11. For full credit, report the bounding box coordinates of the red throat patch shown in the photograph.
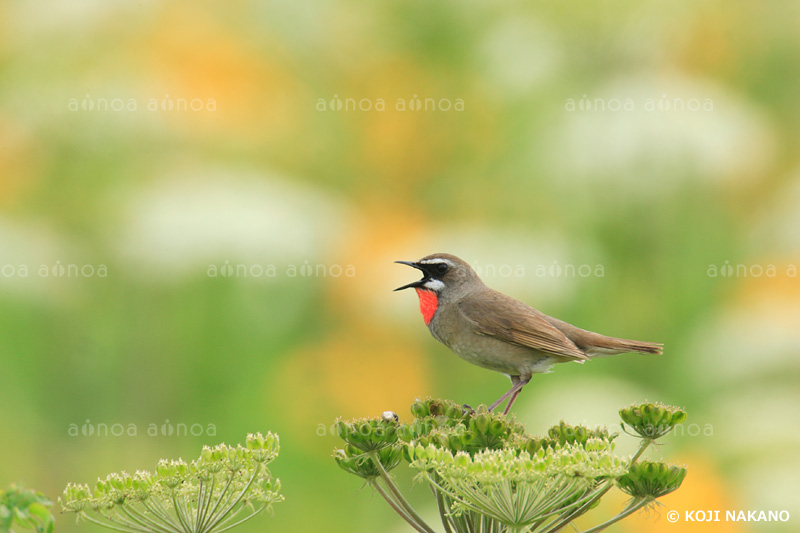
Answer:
[414,288,438,325]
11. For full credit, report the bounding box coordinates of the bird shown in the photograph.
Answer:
[395,253,662,415]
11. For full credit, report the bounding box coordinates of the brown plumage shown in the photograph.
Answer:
[396,253,662,414]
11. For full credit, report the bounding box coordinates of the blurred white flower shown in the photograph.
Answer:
[477,16,563,97]
[546,73,775,195]
[689,307,800,383]
[0,217,79,297]
[111,168,350,280]
[7,0,155,36]
[704,386,800,515]
[751,169,800,255]
[686,291,800,517]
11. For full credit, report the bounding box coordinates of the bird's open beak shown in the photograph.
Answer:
[394,260,430,291]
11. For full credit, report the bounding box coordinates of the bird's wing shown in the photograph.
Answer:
[458,290,589,361]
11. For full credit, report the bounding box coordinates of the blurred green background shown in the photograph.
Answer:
[1,1,799,532]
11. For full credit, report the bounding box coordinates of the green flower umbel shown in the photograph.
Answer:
[61,432,283,533]
[334,399,689,533]
[618,460,687,500]
[333,416,403,479]
[408,442,627,530]
[620,402,687,440]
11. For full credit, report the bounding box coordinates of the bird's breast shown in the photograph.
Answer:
[414,288,439,325]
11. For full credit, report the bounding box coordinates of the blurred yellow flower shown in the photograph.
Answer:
[0,117,38,206]
[139,3,307,136]
[272,325,429,441]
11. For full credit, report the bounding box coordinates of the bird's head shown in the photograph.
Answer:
[394,253,481,302]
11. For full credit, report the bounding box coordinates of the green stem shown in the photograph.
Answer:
[538,481,612,533]
[171,490,193,533]
[541,436,654,533]
[212,504,267,533]
[433,486,454,533]
[581,498,652,533]
[370,452,438,533]
[122,504,178,533]
[196,473,234,532]
[144,498,183,531]
[201,465,261,533]
[371,481,430,533]
[196,478,218,533]
[630,438,653,464]
[193,480,207,532]
[79,512,145,533]
[101,508,148,532]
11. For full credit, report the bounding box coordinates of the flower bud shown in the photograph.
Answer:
[444,405,462,419]
[488,419,506,438]
[201,447,213,462]
[649,406,665,426]
[471,413,491,434]
[410,400,430,419]
[428,401,444,417]
[335,420,348,440]
[671,410,687,425]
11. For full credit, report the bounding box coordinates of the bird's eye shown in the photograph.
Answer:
[436,263,448,275]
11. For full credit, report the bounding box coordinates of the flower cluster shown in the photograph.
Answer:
[61,432,283,533]
[333,398,688,533]
[620,402,687,440]
[410,443,627,529]
[333,416,403,479]
[517,420,618,455]
[618,460,687,499]
[402,398,525,454]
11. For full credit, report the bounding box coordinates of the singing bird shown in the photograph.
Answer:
[395,253,662,414]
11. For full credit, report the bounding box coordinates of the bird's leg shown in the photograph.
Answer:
[488,376,525,412]
[503,390,521,415]
[502,377,530,415]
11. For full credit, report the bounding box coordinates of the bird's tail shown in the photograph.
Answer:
[544,316,663,357]
[582,335,663,357]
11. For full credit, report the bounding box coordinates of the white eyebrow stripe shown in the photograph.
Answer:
[419,258,455,267]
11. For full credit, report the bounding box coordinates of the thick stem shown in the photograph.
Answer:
[371,481,430,533]
[581,498,652,533]
[370,452,438,533]
[630,438,653,464]
[541,480,616,533]
[434,486,454,533]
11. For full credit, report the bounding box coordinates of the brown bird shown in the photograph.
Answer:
[395,253,662,415]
